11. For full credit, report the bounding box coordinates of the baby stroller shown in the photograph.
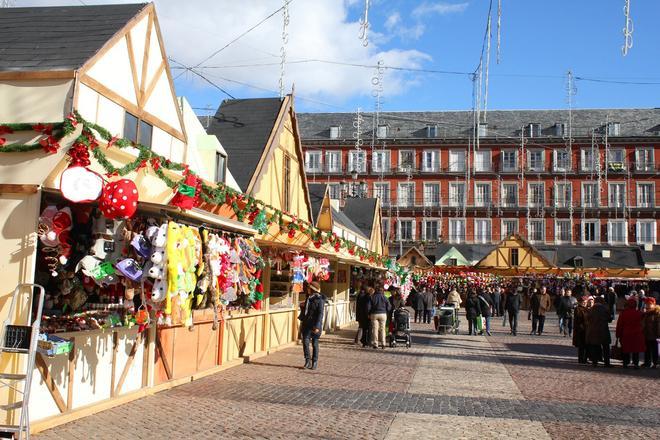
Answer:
[389,307,412,348]
[436,306,459,334]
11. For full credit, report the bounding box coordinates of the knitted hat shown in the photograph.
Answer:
[100,179,138,219]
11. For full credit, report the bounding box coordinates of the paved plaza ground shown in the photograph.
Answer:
[36,311,659,439]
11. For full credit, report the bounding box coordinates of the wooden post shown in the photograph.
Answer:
[66,337,76,410]
[110,331,119,397]
[332,260,339,330]
[262,265,271,352]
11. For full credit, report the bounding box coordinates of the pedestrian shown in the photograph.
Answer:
[298,281,325,370]
[505,286,522,335]
[605,286,617,322]
[492,287,501,317]
[477,290,494,336]
[526,287,535,320]
[573,296,589,364]
[557,289,577,337]
[586,296,612,367]
[354,286,372,347]
[422,288,436,324]
[465,290,482,336]
[637,289,647,312]
[447,288,462,309]
[615,298,646,369]
[641,297,659,368]
[368,286,391,349]
[530,287,552,335]
[412,287,425,323]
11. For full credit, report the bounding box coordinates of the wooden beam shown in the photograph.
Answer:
[155,332,173,380]
[114,333,143,396]
[79,74,185,142]
[0,70,75,80]
[110,332,118,398]
[35,353,67,413]
[125,33,142,107]
[139,11,154,101]
[0,184,39,195]
[142,62,166,105]
[66,337,77,410]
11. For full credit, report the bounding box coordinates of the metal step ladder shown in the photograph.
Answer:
[0,284,45,440]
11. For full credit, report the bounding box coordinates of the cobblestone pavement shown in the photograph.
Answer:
[36,311,659,440]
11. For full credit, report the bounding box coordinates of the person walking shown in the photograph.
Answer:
[616,298,646,369]
[412,288,425,323]
[447,289,462,309]
[354,286,372,347]
[586,297,612,367]
[605,286,618,322]
[368,287,391,349]
[641,297,659,368]
[465,290,482,336]
[573,296,589,364]
[298,281,325,370]
[422,288,436,324]
[478,290,494,336]
[530,287,552,335]
[558,289,577,337]
[492,287,501,317]
[505,287,522,335]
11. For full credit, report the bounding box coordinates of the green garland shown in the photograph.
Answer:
[0,112,394,268]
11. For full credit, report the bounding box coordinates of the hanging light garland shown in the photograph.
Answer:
[278,0,291,99]
[358,0,370,47]
[622,0,633,56]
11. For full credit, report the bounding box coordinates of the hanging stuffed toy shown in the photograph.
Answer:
[169,172,201,210]
[100,179,139,219]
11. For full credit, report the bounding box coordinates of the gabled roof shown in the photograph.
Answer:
[475,234,556,268]
[342,198,377,239]
[0,3,148,72]
[205,98,284,191]
[331,207,367,239]
[536,245,644,269]
[397,247,433,269]
[431,243,495,263]
[307,183,327,225]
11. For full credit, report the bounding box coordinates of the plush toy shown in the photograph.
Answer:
[146,223,168,303]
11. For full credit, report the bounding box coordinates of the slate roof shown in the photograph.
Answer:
[307,183,327,225]
[331,207,367,239]
[342,198,377,240]
[205,98,283,191]
[298,108,660,140]
[536,245,645,269]
[0,3,147,72]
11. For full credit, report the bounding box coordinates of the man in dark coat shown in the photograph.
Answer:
[422,288,436,324]
[465,291,482,336]
[505,287,522,335]
[478,290,494,336]
[573,296,589,364]
[412,288,426,323]
[298,281,325,369]
[492,287,501,317]
[558,289,577,337]
[605,286,617,322]
[354,286,372,347]
[586,296,612,367]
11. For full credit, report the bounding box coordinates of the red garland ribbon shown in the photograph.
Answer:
[67,142,91,167]
[0,125,13,136]
[39,135,60,154]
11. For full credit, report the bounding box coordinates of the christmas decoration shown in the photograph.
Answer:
[169,171,201,209]
[100,179,139,219]
[59,166,103,203]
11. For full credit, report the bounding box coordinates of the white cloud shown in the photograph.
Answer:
[18,0,432,109]
[412,1,469,18]
[385,11,401,31]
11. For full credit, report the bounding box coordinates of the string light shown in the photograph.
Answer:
[358,0,370,47]
[622,0,633,56]
[496,0,502,64]
[279,0,291,99]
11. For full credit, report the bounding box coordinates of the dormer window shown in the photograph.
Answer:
[215,152,227,183]
[555,123,566,137]
[607,122,620,136]
[527,123,541,138]
[478,123,488,137]
[377,125,388,138]
[426,125,438,138]
[329,125,341,139]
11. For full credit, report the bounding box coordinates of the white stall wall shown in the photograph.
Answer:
[0,80,73,122]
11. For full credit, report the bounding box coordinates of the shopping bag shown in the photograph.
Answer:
[610,339,622,361]
[476,315,484,332]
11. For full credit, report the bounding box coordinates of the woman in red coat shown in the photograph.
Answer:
[616,298,646,369]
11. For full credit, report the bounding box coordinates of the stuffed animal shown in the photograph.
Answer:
[146,223,168,303]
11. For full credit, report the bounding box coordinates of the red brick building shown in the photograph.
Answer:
[297,109,660,261]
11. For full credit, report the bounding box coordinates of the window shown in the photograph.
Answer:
[607,122,620,136]
[474,150,492,172]
[582,220,599,244]
[348,150,366,173]
[608,220,627,244]
[399,150,415,172]
[325,151,341,173]
[447,258,458,266]
[423,220,439,241]
[501,149,517,172]
[607,149,625,169]
[449,182,465,207]
[555,220,572,243]
[637,183,654,207]
[555,183,572,208]
[637,220,656,244]
[304,151,322,173]
[423,183,440,207]
[555,123,566,137]
[528,123,542,138]
[527,150,544,171]
[608,182,626,208]
[328,183,341,200]
[422,150,440,172]
[373,182,390,206]
[474,219,491,244]
[502,219,518,239]
[123,112,153,148]
[382,218,391,242]
[582,182,599,208]
[372,150,390,173]
[215,152,227,183]
[554,149,570,172]
[426,125,438,138]
[528,182,544,207]
[635,148,654,171]
[283,154,291,212]
[449,219,465,244]
[398,183,415,207]
[377,125,388,138]
[502,183,518,207]
[329,125,341,139]
[449,150,466,172]
[398,219,414,241]
[528,219,545,243]
[478,123,488,137]
[474,183,491,207]
[581,148,596,172]
[510,248,519,266]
